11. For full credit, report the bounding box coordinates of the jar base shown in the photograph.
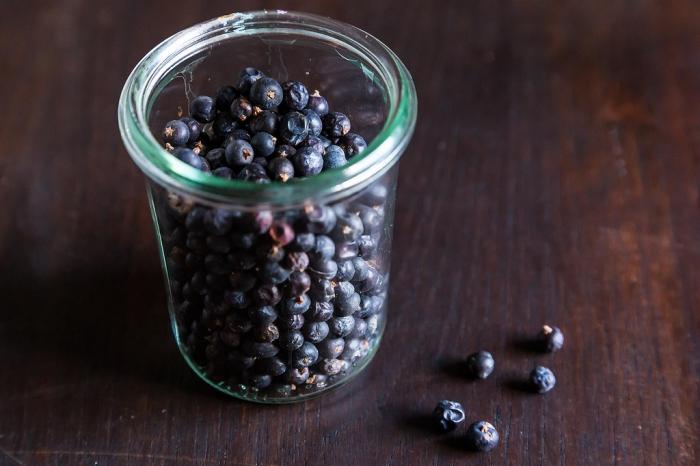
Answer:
[171,313,386,404]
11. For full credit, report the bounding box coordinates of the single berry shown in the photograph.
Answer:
[293,146,323,177]
[253,284,282,306]
[293,342,319,368]
[332,212,364,242]
[251,131,276,157]
[285,367,310,385]
[306,90,329,116]
[310,235,335,261]
[279,330,305,351]
[250,77,284,110]
[288,270,311,296]
[189,95,216,123]
[300,135,326,155]
[236,67,264,95]
[269,220,295,246]
[340,132,367,157]
[466,351,495,379]
[283,294,311,315]
[538,325,564,352]
[230,97,253,122]
[302,109,323,136]
[204,147,227,169]
[213,113,238,137]
[162,120,190,146]
[226,128,251,142]
[530,366,556,393]
[279,111,309,145]
[323,145,347,169]
[180,117,202,143]
[322,112,351,138]
[307,301,334,322]
[284,251,310,272]
[316,337,345,359]
[215,85,237,111]
[301,204,336,233]
[248,110,278,134]
[282,80,310,110]
[466,421,499,452]
[237,163,270,183]
[225,139,254,166]
[212,166,233,179]
[268,157,295,182]
[433,400,465,432]
[259,261,290,285]
[172,147,209,171]
[303,321,330,343]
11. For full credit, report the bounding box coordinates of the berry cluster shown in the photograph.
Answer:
[161,67,367,182]
[431,325,565,452]
[154,68,387,399]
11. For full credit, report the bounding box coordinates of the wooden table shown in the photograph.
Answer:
[1,0,698,464]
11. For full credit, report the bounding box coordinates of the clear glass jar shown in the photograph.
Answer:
[118,10,417,403]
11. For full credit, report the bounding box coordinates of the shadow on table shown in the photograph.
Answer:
[0,253,217,399]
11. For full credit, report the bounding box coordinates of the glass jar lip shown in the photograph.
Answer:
[118,10,417,208]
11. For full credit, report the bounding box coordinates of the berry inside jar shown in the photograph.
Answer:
[154,67,390,400]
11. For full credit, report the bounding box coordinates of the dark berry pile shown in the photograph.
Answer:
[428,325,565,453]
[160,67,367,182]
[155,69,387,398]
[160,192,389,397]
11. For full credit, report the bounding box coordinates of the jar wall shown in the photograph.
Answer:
[148,166,398,402]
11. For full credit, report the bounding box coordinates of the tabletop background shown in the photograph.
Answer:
[1,0,699,465]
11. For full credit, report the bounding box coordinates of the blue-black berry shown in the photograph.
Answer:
[225,139,254,166]
[162,120,190,146]
[279,111,309,145]
[530,366,556,393]
[282,80,310,110]
[251,131,276,157]
[322,112,351,138]
[250,77,283,110]
[465,421,499,452]
[306,90,329,116]
[538,325,564,352]
[433,400,465,432]
[189,95,216,123]
[268,157,295,182]
[237,67,264,94]
[340,132,367,157]
[293,146,323,177]
[323,145,347,169]
[466,351,495,379]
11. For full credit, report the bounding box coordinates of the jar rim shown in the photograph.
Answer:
[118,10,417,208]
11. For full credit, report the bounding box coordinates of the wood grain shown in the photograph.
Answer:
[1,0,698,464]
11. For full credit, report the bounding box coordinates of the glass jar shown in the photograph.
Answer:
[118,10,417,403]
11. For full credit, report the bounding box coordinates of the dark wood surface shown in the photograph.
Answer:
[1,0,699,464]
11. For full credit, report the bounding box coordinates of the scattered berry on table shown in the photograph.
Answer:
[433,400,465,432]
[466,351,495,379]
[530,366,556,393]
[465,421,499,452]
[538,325,564,352]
